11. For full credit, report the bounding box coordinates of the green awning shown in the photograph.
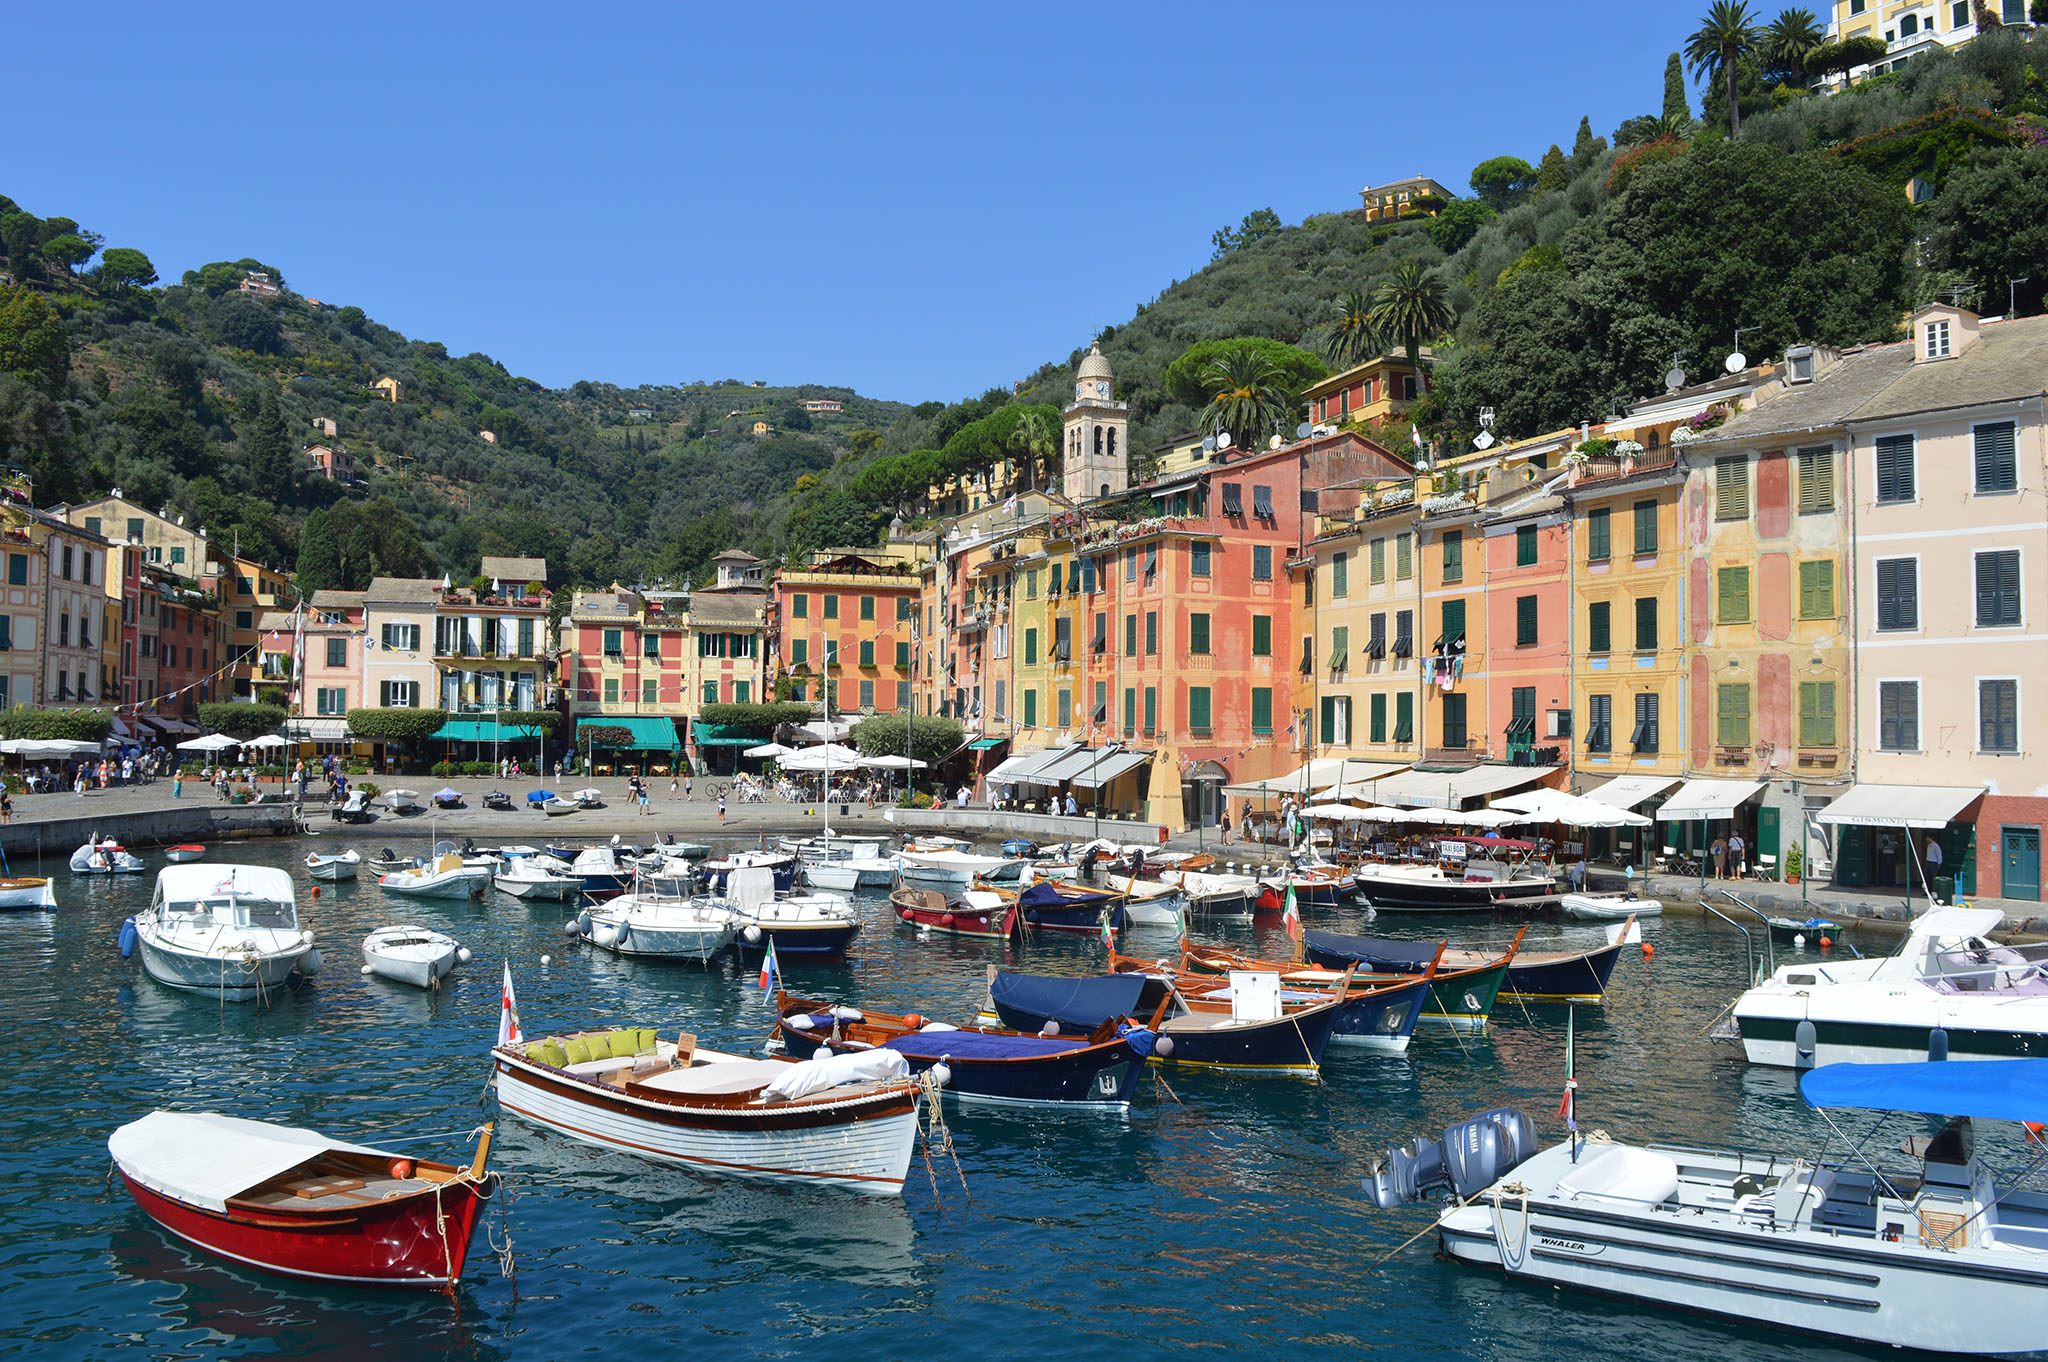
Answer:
[688,722,754,747]
[576,715,680,750]
[968,737,1008,750]
[432,719,543,743]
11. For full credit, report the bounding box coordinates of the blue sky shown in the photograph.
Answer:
[12,2,1694,405]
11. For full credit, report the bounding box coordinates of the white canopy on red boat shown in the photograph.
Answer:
[107,1111,391,1214]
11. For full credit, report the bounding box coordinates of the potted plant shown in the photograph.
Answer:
[1784,843,1802,885]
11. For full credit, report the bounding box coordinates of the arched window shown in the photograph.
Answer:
[1100,483,1110,499]
[1093,426,1104,456]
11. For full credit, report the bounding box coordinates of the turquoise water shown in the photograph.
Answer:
[0,838,1905,1359]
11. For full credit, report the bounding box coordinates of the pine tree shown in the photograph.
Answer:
[1570,116,1606,172]
[1663,52,1688,123]
[295,508,342,592]
[1535,144,1569,194]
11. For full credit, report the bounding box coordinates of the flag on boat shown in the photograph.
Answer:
[1557,1004,1577,1130]
[1282,881,1301,940]
[1099,911,1115,948]
[758,937,779,993]
[498,963,522,1047]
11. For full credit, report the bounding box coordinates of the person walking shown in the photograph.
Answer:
[1219,809,1232,845]
[669,773,681,801]
[1728,832,1747,880]
[1,786,12,823]
[717,793,727,824]
[1710,834,1728,879]
[684,774,694,801]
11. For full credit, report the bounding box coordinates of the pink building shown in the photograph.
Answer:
[293,589,366,754]
[1480,481,1572,764]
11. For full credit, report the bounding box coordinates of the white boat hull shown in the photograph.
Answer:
[379,871,489,900]
[588,920,734,960]
[306,859,358,882]
[0,880,55,909]
[803,859,898,891]
[135,934,309,1003]
[1559,893,1661,920]
[494,874,576,901]
[361,935,461,988]
[493,1055,918,1195]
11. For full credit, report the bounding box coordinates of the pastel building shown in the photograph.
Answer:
[1301,352,1433,434]
[39,515,110,708]
[1304,493,1425,769]
[360,578,441,710]
[774,547,923,715]
[433,557,552,712]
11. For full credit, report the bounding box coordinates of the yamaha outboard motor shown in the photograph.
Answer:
[1367,1106,1540,1209]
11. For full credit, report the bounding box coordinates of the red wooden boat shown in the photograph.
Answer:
[891,885,1022,940]
[108,1111,499,1289]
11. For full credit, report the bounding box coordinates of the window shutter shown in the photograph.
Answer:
[1370,693,1386,743]
[1975,422,2017,493]
[1876,434,1915,502]
[2000,551,2021,625]
[1816,682,1835,746]
[1715,457,1747,519]
[1589,601,1610,652]
[1320,696,1336,745]
[1799,682,1817,746]
[1516,594,1537,646]
[1588,508,1610,561]
[1635,596,1658,650]
[1633,501,1657,554]
[1252,687,1272,733]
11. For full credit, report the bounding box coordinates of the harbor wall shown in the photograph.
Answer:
[0,806,300,860]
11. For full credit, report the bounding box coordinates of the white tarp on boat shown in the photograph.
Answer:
[762,1048,908,1101]
[1816,783,1986,830]
[107,1111,389,1214]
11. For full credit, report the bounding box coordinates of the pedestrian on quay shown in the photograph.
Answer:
[669,773,680,801]
[1220,809,1232,845]
[684,775,694,801]
[1,786,12,823]
[1711,834,1728,879]
[1729,832,1747,880]
[639,783,652,816]
[717,793,727,824]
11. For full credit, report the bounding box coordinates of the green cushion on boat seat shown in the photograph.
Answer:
[638,1027,658,1053]
[539,1039,568,1068]
[607,1030,639,1060]
[563,1036,592,1065]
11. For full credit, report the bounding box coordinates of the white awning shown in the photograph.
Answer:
[1221,758,1409,800]
[1659,778,1765,822]
[985,752,1042,785]
[1495,787,1653,828]
[1371,764,1557,810]
[286,718,350,742]
[1582,775,1681,810]
[1069,749,1153,789]
[1033,745,1123,785]
[1816,783,1985,830]
[993,744,1081,787]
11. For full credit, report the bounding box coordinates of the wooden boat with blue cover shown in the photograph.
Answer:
[1011,880,1128,934]
[1304,926,1526,1032]
[773,993,1149,1108]
[983,970,1342,1077]
[1309,921,1627,1004]
[1140,942,1442,1052]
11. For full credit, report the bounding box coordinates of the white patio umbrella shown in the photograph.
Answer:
[243,734,289,750]
[778,744,862,772]
[1305,804,1385,822]
[177,734,243,753]
[744,742,795,759]
[1493,787,1652,828]
[859,754,927,770]
[795,719,854,744]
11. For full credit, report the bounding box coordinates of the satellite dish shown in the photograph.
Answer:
[1295,422,1311,439]
[1472,430,1496,451]
[1216,433,1233,450]
[1664,367,1687,391]
[1725,351,1747,374]
[1201,434,1217,452]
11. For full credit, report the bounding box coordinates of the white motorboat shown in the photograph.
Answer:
[541,797,579,817]
[1101,874,1186,925]
[361,924,469,988]
[1559,891,1663,921]
[724,867,861,958]
[1348,855,1552,912]
[70,835,146,875]
[571,787,605,808]
[380,789,425,816]
[378,852,490,900]
[781,834,890,860]
[803,855,900,891]
[577,894,735,961]
[897,848,1023,892]
[1372,1060,2048,1358]
[0,875,55,909]
[304,850,361,882]
[1161,869,1258,919]
[332,790,376,823]
[120,865,323,1003]
[1731,906,2048,1067]
[493,856,581,901]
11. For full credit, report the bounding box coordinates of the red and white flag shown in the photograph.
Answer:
[497,963,522,1047]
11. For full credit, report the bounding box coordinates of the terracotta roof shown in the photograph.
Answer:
[363,576,442,605]
[479,555,547,582]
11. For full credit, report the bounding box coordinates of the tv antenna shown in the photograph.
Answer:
[1727,325,1760,374]
[2011,277,2032,318]
[1664,351,1687,392]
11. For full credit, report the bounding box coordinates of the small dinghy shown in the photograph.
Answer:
[482,790,514,811]
[165,845,206,863]
[304,849,361,882]
[493,856,581,900]
[378,853,489,900]
[541,797,580,817]
[0,876,56,910]
[366,848,414,875]
[332,790,376,823]
[1560,892,1663,921]
[108,1111,498,1287]
[571,787,605,809]
[71,835,147,875]
[361,925,469,988]
[381,789,425,816]
[431,787,464,810]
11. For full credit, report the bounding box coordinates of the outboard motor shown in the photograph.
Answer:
[1367,1107,1540,1209]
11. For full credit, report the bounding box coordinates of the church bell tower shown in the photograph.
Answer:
[1062,341,1129,503]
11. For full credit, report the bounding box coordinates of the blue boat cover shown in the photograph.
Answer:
[1018,881,1116,910]
[526,789,559,802]
[1306,930,1438,966]
[1801,1059,2048,1122]
[883,1030,1090,1061]
[989,972,1146,1029]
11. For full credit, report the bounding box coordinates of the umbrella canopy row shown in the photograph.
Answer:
[1304,786,1651,831]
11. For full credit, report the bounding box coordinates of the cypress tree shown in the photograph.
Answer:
[1571,116,1606,172]
[296,508,342,592]
[1663,53,1688,123]
[1535,144,1569,194]
[244,386,290,487]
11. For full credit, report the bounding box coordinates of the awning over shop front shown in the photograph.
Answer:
[1031,745,1123,785]
[285,718,349,742]
[967,737,1008,750]
[1068,749,1153,790]
[985,750,1047,786]
[687,722,754,747]
[1583,775,1682,810]
[995,744,1083,787]
[431,719,543,743]
[1372,764,1556,810]
[577,715,680,751]
[1816,783,1986,830]
[1659,778,1766,822]
[1220,758,1408,800]
[143,716,202,738]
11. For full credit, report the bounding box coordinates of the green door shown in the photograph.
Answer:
[1758,806,1781,860]
[2001,826,2040,902]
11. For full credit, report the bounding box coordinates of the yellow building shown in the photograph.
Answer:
[1301,353,1434,434]
[1819,1,2026,87]
[1358,175,1450,222]
[1305,492,1425,763]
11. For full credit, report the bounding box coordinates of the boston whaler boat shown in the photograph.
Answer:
[71,835,146,875]
[378,851,489,900]
[304,849,361,881]
[724,866,861,959]
[493,855,581,901]
[120,865,324,1003]
[1369,1059,2048,1357]
[576,890,736,962]
[108,1111,498,1288]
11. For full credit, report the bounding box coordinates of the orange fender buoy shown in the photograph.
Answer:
[1819,935,1833,950]
[388,1158,415,1179]
[1640,942,1654,958]
[310,885,320,897]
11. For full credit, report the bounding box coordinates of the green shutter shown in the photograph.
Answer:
[1395,534,1412,579]
[1191,613,1211,654]
[1393,692,1413,742]
[1800,561,1834,619]
[1023,689,1036,727]
[1717,684,1751,747]
[1370,538,1385,583]
[1124,687,1136,732]
[1444,531,1463,581]
[1320,696,1336,744]
[1718,567,1750,623]
[1188,687,1211,732]
[1370,693,1387,742]
[1588,601,1610,653]
[1635,596,1657,650]
[1329,625,1348,669]
[1715,456,1748,520]
[1024,628,1037,665]
[1251,687,1273,733]
[1441,598,1465,644]
[1516,525,1536,566]
[859,639,874,666]
[1516,595,1537,647]
[1144,687,1156,734]
[1633,500,1657,554]
[1251,615,1271,656]
[1587,508,1610,561]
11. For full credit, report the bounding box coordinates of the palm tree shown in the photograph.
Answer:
[1008,407,1056,491]
[1763,7,1823,86]
[1319,289,1388,369]
[1686,1,1760,136]
[1197,348,1293,452]
[1368,263,1455,370]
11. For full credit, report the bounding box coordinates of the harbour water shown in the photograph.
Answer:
[1,838,1908,1359]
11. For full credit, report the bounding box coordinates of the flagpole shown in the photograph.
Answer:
[1565,1003,1578,1163]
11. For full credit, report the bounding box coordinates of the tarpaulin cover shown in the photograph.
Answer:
[1801,1059,2048,1122]
[989,972,1146,1031]
[883,1030,1094,1062]
[1019,881,1117,910]
[108,1112,389,1215]
[1303,930,1437,968]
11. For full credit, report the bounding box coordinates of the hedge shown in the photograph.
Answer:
[852,715,966,768]
[344,707,451,742]
[197,702,288,741]
[0,705,113,743]
[696,702,813,740]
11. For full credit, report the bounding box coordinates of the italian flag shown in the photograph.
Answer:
[497,963,522,1047]
[758,937,780,994]
[1282,882,1301,941]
